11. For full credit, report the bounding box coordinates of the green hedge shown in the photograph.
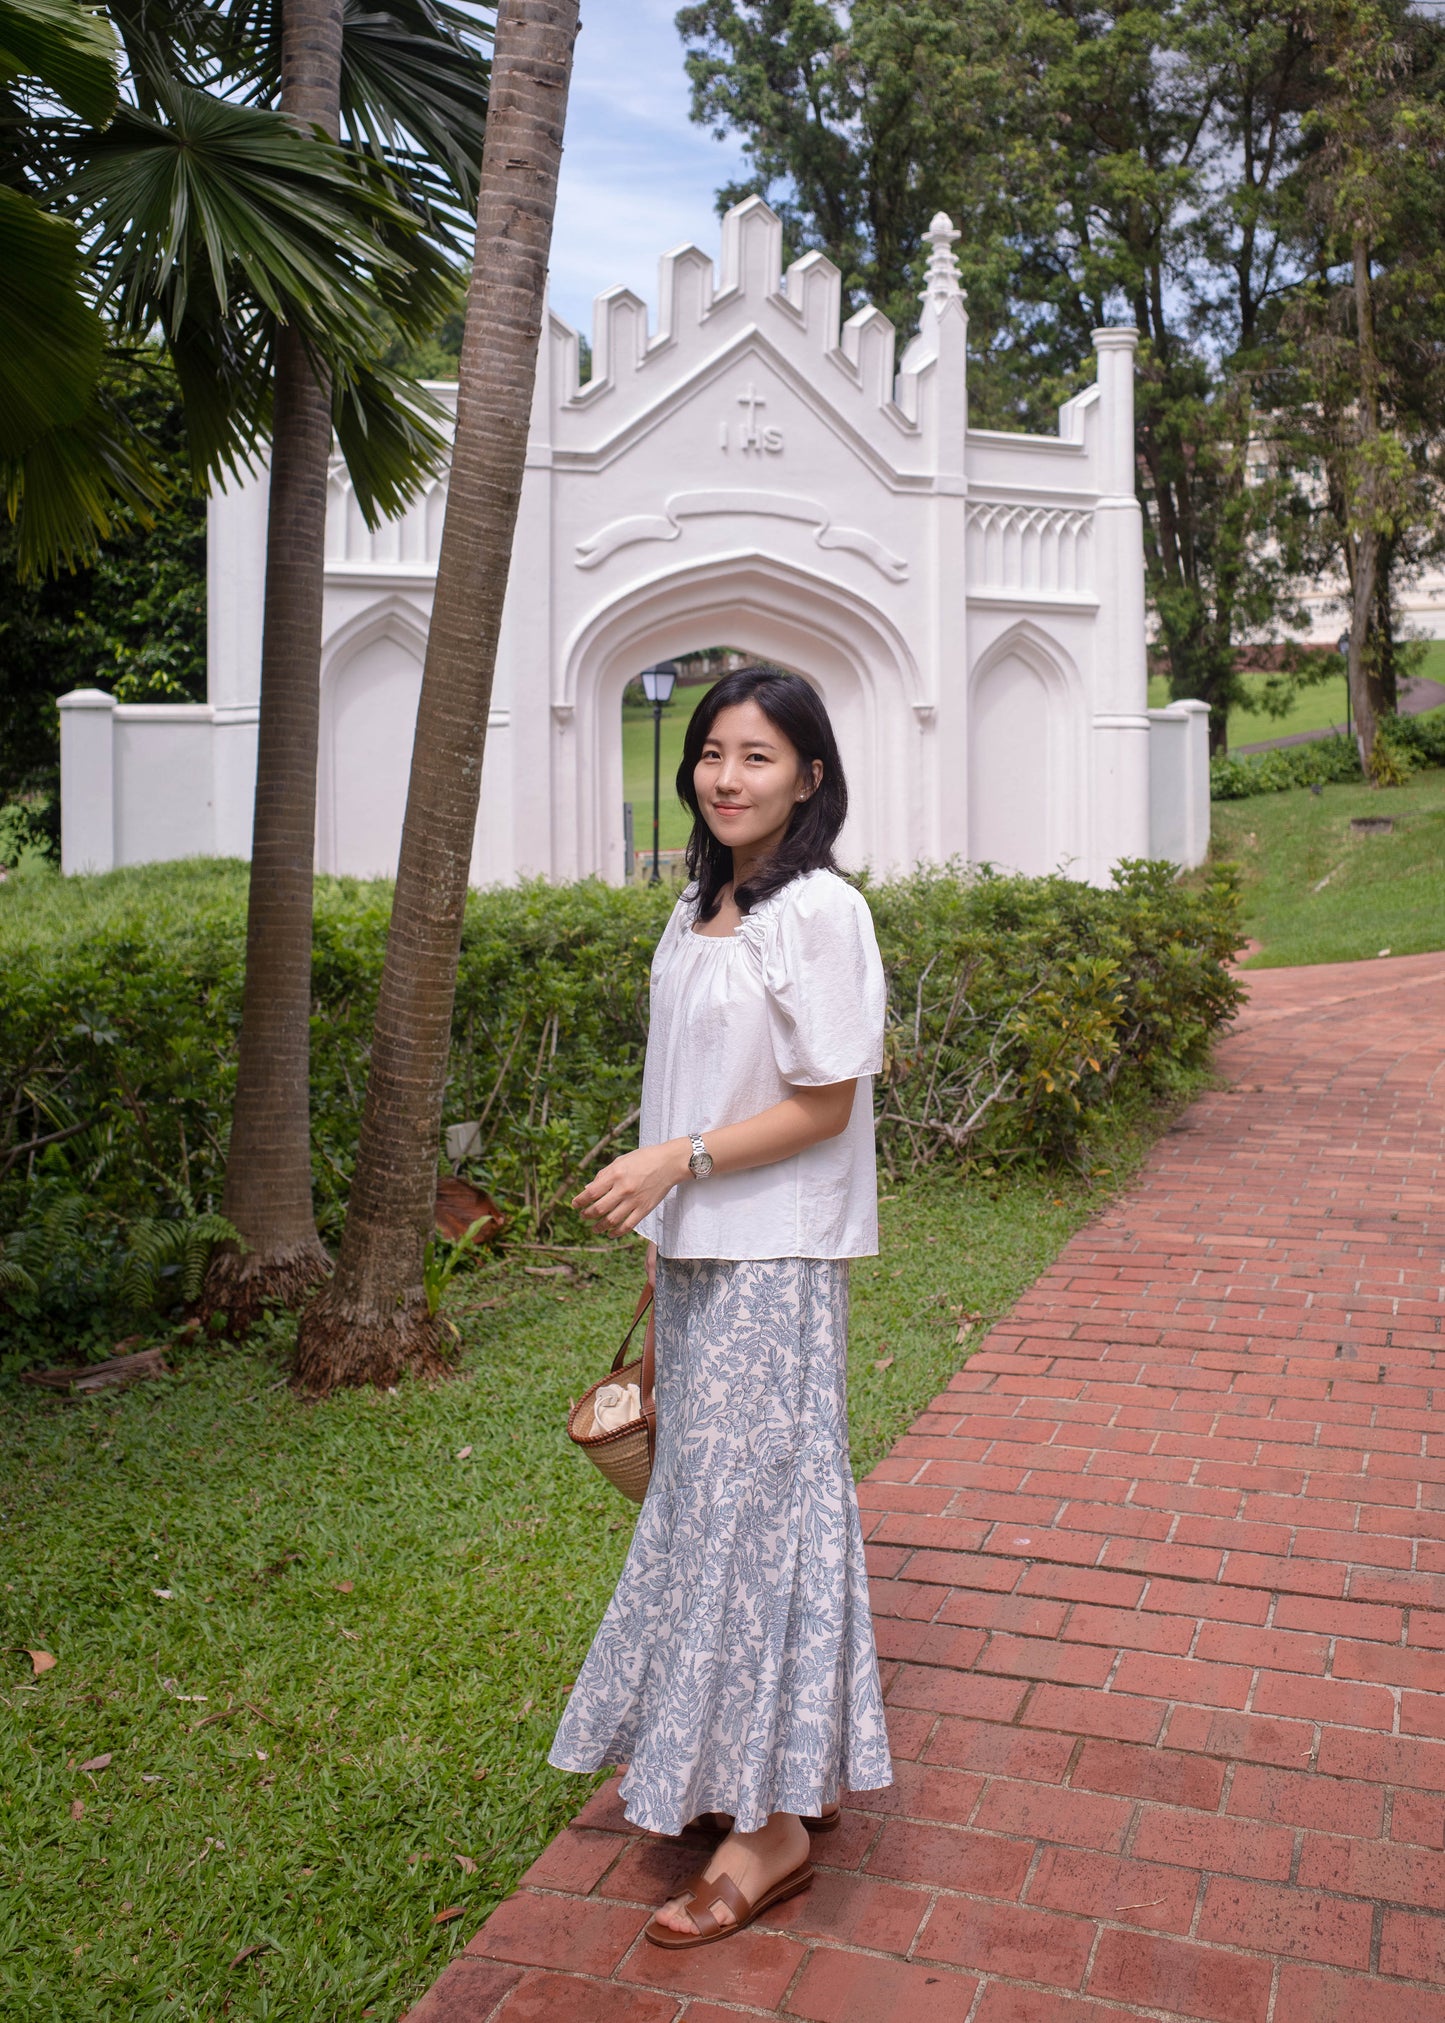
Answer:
[1211,712,1445,800]
[0,858,1242,1362]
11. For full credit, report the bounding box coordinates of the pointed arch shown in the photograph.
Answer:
[555,550,928,881]
[967,620,1086,877]
[317,599,430,877]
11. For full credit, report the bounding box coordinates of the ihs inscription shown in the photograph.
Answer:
[720,382,783,454]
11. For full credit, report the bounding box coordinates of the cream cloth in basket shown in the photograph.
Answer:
[591,1380,641,1433]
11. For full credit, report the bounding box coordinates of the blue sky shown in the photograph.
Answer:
[548,1,751,338]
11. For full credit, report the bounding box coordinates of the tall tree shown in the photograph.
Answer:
[676,0,1329,750]
[295,0,578,1394]
[1277,0,1445,767]
[209,0,349,1323]
[201,0,491,1331]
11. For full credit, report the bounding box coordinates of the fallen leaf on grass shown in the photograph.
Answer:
[455,1446,472,1462]
[515,1699,533,1721]
[339,1629,361,1642]
[523,1263,572,1278]
[152,1589,173,1601]
[454,1854,477,1875]
[471,1768,488,1782]
[431,1907,465,1925]
[229,1942,269,1968]
[873,1356,894,1372]
[334,1580,353,1594]
[28,1650,57,1676]
[70,1799,85,1820]
[79,1753,112,1773]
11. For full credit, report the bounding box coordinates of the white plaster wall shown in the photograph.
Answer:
[113,711,216,866]
[71,197,1171,889]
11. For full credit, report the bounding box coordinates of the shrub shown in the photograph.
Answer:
[0,859,1242,1365]
[1210,734,1362,800]
[0,791,58,872]
[0,1181,240,1373]
[1210,712,1445,801]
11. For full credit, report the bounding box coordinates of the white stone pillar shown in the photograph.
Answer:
[212,706,260,860]
[1178,698,1212,868]
[921,213,968,869]
[1146,699,1211,868]
[1089,327,1151,873]
[207,464,269,711]
[58,689,116,874]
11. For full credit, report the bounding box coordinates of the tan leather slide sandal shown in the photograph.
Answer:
[643,1860,815,1950]
[804,1804,841,1833]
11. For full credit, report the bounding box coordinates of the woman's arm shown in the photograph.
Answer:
[573,1081,857,1237]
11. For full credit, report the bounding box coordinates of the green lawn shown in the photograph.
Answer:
[1202,764,1445,968]
[3,1095,1198,2020]
[1149,640,1445,751]
[621,686,713,858]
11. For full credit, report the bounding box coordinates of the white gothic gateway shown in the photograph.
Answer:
[59,201,1211,884]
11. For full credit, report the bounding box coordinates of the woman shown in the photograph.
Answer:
[548,666,892,1949]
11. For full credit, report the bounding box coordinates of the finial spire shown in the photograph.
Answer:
[921,213,964,310]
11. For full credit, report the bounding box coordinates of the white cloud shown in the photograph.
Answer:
[549,0,751,337]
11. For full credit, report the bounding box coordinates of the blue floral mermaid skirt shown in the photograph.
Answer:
[549,1255,893,1834]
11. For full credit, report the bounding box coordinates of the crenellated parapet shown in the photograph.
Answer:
[542,196,971,479]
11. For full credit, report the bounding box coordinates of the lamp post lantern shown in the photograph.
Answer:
[639,662,678,885]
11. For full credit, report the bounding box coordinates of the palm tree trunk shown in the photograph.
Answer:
[203,0,343,1332]
[294,0,579,1394]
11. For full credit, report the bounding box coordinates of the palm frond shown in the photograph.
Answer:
[332,354,447,524]
[0,182,104,457]
[212,0,490,236]
[4,371,169,579]
[71,78,415,338]
[0,0,118,126]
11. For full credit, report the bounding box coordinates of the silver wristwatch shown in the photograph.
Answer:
[688,1132,714,1179]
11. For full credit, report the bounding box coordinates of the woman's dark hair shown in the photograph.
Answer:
[676,665,848,920]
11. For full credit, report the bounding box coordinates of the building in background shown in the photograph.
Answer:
[60,201,1211,886]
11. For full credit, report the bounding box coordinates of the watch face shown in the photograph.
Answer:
[690,1148,714,1178]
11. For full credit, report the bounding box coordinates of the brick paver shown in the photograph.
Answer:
[407,950,1445,2022]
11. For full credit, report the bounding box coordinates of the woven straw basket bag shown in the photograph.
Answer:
[566,1284,656,1503]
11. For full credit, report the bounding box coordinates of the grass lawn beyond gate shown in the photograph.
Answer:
[1206,763,1445,967]
[3,1107,1197,2021]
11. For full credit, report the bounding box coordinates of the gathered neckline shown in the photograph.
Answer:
[682,870,816,947]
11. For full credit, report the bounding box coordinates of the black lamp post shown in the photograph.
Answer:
[639,662,678,884]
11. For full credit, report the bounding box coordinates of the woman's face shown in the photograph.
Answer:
[693,699,822,859]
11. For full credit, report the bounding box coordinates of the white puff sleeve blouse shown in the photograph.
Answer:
[636,868,886,1261]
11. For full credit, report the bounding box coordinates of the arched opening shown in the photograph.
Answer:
[318,608,426,878]
[620,648,746,883]
[558,554,926,884]
[967,625,1083,877]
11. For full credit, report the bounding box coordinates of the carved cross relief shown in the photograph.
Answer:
[720,380,783,455]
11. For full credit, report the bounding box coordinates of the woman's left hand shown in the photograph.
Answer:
[573,1140,688,1235]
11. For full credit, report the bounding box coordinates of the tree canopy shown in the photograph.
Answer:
[677,0,1445,749]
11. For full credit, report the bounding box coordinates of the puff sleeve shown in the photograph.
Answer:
[762,874,886,1086]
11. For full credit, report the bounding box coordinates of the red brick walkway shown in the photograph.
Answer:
[409,950,1445,2023]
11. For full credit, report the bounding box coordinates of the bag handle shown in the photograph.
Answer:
[610,1281,658,1470]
